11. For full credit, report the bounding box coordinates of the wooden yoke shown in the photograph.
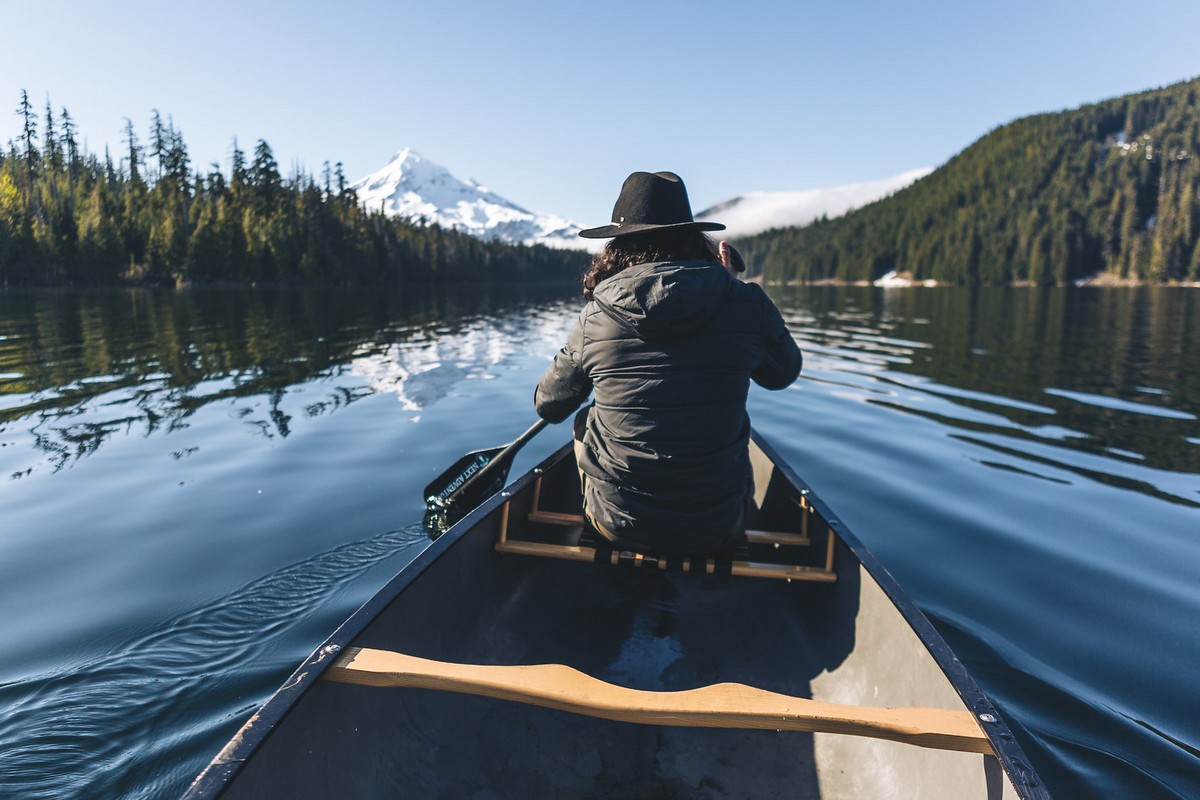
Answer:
[326,648,993,755]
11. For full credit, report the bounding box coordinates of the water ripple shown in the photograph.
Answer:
[0,523,428,800]
[928,611,1200,800]
[798,329,1200,507]
[1044,387,1197,420]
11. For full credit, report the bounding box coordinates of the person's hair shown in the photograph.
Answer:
[582,228,720,300]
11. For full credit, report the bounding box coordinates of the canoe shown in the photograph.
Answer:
[184,430,1050,799]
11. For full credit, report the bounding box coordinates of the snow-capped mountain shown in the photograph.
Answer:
[353,150,931,250]
[697,168,933,239]
[352,149,585,249]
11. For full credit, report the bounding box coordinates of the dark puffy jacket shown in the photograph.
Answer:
[535,259,802,553]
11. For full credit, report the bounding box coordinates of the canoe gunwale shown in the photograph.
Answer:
[184,431,1050,800]
[747,433,1049,799]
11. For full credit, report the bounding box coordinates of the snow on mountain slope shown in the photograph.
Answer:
[351,149,585,249]
[354,149,931,251]
[696,168,933,239]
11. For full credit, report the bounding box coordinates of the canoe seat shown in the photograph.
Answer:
[528,509,812,548]
[493,477,837,583]
[325,647,992,755]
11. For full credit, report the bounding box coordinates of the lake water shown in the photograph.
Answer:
[0,284,1197,799]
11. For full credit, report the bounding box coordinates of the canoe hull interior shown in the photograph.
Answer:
[190,434,1044,800]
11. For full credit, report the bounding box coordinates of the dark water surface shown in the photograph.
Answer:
[0,285,1196,798]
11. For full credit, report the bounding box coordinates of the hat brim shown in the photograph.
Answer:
[578,220,726,239]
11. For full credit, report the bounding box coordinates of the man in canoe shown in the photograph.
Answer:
[535,171,803,554]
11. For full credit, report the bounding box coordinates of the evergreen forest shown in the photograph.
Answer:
[738,77,1200,285]
[0,92,586,287]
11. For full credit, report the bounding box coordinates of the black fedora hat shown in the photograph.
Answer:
[578,171,726,239]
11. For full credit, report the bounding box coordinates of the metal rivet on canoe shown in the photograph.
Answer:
[978,713,997,723]
[533,468,543,474]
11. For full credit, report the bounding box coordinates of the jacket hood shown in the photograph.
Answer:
[592,260,734,340]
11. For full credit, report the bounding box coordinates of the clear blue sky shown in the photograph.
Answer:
[4,0,1199,224]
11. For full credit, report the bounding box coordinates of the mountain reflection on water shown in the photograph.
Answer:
[0,284,1197,799]
[0,286,577,477]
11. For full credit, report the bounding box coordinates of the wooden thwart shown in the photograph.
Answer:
[508,477,835,583]
[326,648,993,755]
[527,510,811,547]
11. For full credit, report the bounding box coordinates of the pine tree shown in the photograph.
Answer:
[60,107,80,189]
[250,139,279,209]
[43,101,61,173]
[15,90,38,170]
[122,118,142,185]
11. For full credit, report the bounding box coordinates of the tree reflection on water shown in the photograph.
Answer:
[0,285,577,477]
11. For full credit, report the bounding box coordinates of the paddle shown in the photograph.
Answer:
[423,418,549,519]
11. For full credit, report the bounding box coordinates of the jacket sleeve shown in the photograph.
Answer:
[534,315,593,423]
[752,296,803,390]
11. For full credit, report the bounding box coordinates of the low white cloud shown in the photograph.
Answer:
[697,168,933,239]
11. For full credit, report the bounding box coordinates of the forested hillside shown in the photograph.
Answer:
[0,92,585,287]
[738,77,1200,285]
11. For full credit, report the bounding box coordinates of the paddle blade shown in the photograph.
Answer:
[423,447,503,509]
[422,419,551,535]
[423,450,516,537]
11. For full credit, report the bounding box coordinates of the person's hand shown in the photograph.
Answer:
[719,241,746,275]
